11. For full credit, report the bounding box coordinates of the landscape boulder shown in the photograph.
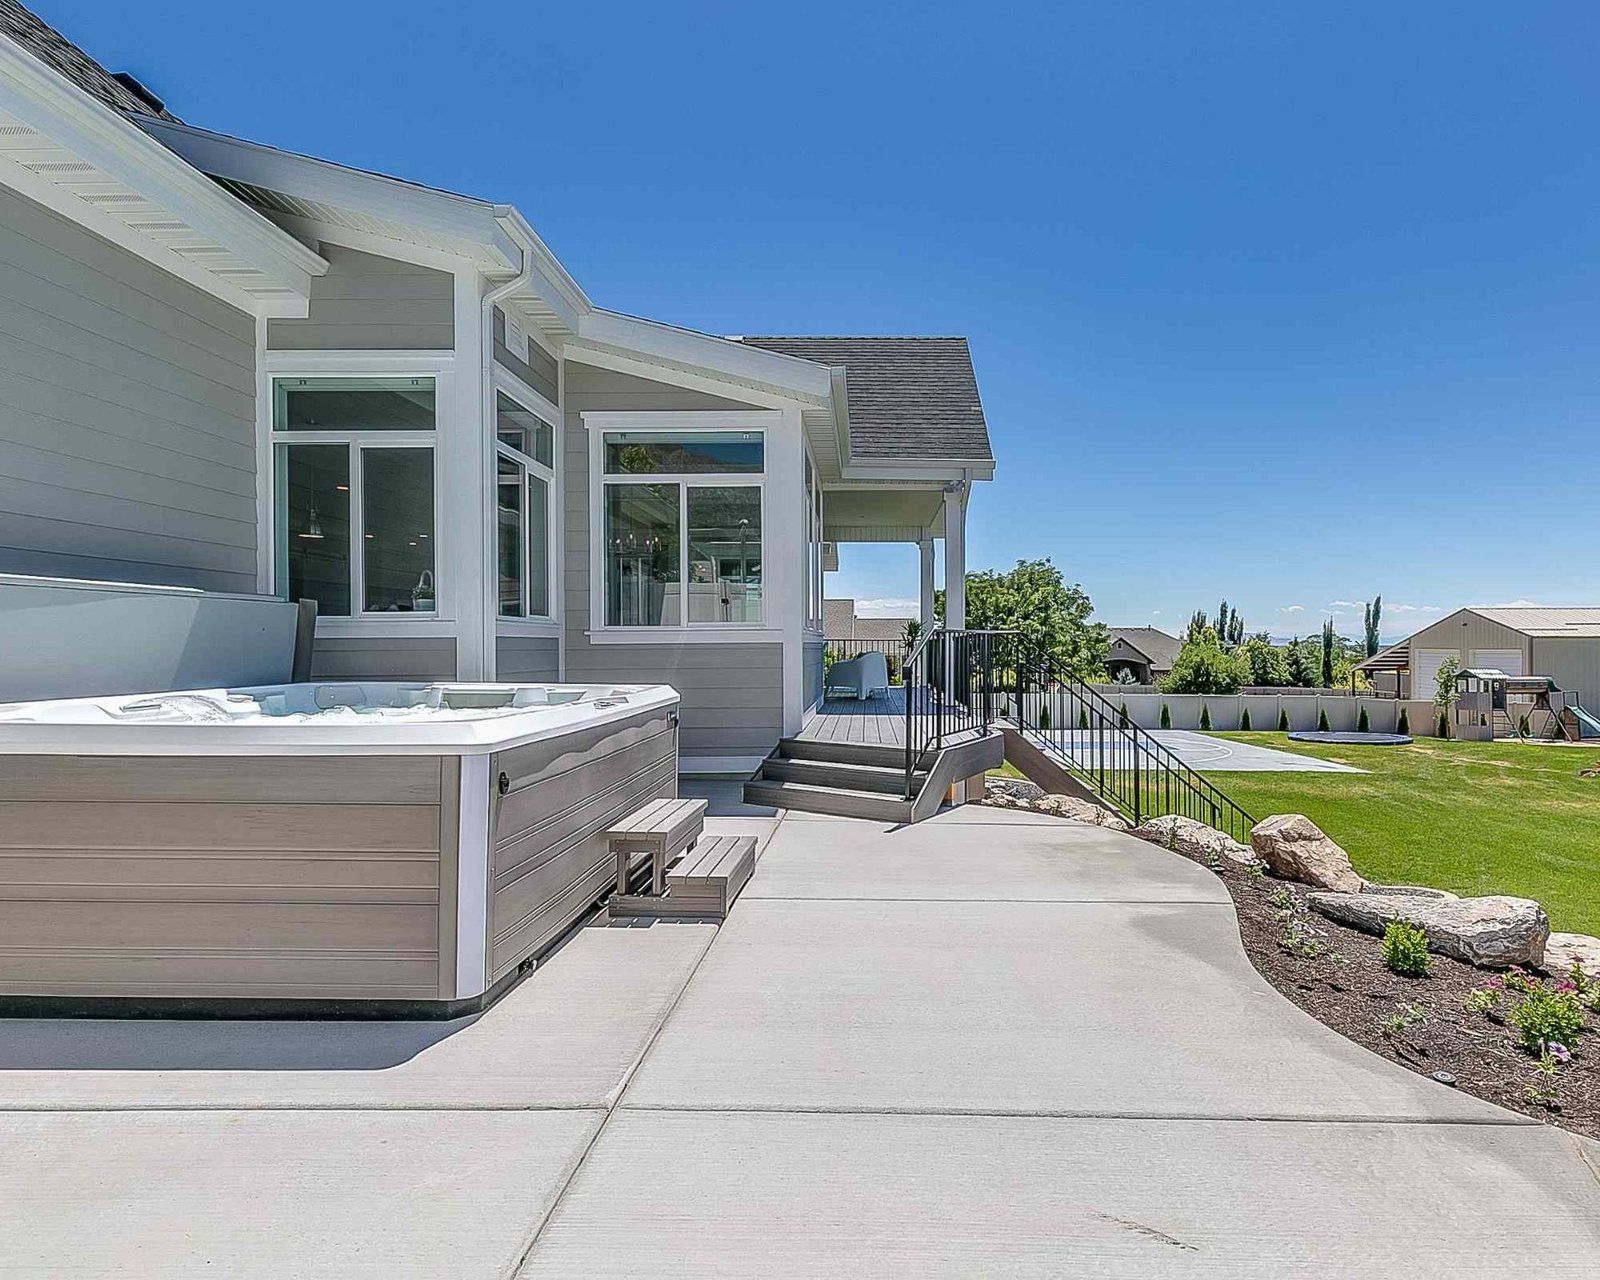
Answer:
[1545,932,1600,979]
[1132,814,1257,865]
[1250,814,1364,892]
[1035,794,1133,832]
[1306,890,1549,969]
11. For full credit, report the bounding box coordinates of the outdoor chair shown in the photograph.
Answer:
[826,651,891,701]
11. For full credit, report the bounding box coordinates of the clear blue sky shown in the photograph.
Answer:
[49,1,1600,638]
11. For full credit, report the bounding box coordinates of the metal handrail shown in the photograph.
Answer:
[901,628,1012,796]
[1011,647,1257,843]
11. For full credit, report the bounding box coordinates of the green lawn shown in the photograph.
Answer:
[1207,733,1600,935]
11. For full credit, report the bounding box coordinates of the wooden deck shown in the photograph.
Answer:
[798,688,912,746]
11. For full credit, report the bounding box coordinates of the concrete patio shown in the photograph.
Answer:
[0,808,1596,1276]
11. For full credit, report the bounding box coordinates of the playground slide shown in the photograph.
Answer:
[1567,704,1600,739]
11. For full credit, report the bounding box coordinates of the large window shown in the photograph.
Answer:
[273,377,436,617]
[496,392,555,619]
[600,430,764,628]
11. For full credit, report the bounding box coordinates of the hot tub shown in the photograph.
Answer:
[0,681,680,1016]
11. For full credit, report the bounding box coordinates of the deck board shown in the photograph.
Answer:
[799,689,912,747]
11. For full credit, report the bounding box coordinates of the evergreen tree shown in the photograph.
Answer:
[1215,600,1230,644]
[1320,619,1335,687]
[1239,706,1252,731]
[1397,706,1410,734]
[1118,701,1130,729]
[1356,704,1370,733]
[1078,706,1089,730]
[1160,703,1172,729]
[1317,706,1331,731]
[1228,610,1245,648]
[1277,707,1291,732]
[1363,596,1383,658]
[1285,638,1311,687]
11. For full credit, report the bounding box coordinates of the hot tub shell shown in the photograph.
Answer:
[0,682,679,1015]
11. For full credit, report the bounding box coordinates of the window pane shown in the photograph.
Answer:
[362,448,435,613]
[497,392,553,467]
[497,455,524,617]
[276,378,435,431]
[604,431,762,475]
[528,475,549,617]
[605,483,680,626]
[279,444,351,617]
[687,487,761,623]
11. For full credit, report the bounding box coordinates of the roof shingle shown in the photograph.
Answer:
[0,1,179,120]
[735,336,991,464]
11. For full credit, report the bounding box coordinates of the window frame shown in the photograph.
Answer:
[586,412,782,639]
[494,390,557,622]
[269,374,441,623]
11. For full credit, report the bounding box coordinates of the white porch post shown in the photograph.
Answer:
[942,482,966,630]
[919,536,936,629]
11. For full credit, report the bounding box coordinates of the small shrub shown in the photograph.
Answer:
[1397,706,1410,734]
[1356,704,1370,733]
[1317,706,1331,732]
[1277,708,1290,732]
[1159,703,1172,729]
[1509,983,1585,1055]
[1381,920,1431,977]
[1199,704,1212,731]
[1380,1002,1427,1038]
[1078,707,1089,731]
[1463,985,1503,1016]
[1118,701,1130,729]
[1239,707,1252,731]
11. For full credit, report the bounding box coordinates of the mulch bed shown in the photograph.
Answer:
[1180,849,1600,1139]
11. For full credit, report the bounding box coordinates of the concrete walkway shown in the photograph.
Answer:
[0,809,1596,1275]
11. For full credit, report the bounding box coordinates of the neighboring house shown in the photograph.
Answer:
[824,598,915,645]
[0,4,993,773]
[1358,606,1600,721]
[1106,627,1181,685]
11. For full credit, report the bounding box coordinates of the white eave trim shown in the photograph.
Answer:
[0,43,323,312]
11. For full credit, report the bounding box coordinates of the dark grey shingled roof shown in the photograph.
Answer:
[0,1,179,120]
[1108,627,1182,670]
[735,336,992,463]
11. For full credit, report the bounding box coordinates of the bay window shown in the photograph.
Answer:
[495,392,555,619]
[273,377,436,617]
[600,429,764,628]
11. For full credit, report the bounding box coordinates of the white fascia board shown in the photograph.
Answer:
[493,207,590,335]
[578,309,835,402]
[0,47,324,304]
[137,115,521,271]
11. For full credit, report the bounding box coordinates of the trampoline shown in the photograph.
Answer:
[1288,731,1412,746]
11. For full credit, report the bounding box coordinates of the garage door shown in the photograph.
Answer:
[1412,649,1458,701]
[1470,648,1524,676]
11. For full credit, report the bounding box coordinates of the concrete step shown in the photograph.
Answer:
[760,756,925,796]
[741,778,915,823]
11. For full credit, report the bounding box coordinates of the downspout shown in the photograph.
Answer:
[473,212,537,681]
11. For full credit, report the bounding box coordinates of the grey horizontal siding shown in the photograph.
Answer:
[493,307,559,406]
[309,636,459,681]
[0,185,257,591]
[267,245,453,351]
[562,362,782,758]
[805,639,824,711]
[496,634,560,682]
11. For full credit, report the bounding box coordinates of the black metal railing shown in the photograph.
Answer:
[902,628,1009,795]
[1011,647,1256,843]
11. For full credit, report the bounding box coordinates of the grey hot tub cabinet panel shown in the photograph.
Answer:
[485,704,677,986]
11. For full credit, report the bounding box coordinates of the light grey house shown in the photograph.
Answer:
[0,4,993,774]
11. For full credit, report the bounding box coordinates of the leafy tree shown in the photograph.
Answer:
[1228,610,1245,648]
[1320,619,1335,688]
[941,558,1108,681]
[1433,655,1460,738]
[1240,635,1290,687]
[1363,596,1383,658]
[1215,600,1231,645]
[1285,637,1313,688]
[1186,609,1210,643]
[1161,626,1250,694]
[1160,703,1172,728]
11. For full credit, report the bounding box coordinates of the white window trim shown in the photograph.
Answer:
[491,366,562,635]
[584,411,782,642]
[266,364,451,627]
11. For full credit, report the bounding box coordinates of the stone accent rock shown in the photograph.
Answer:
[1307,890,1550,969]
[1361,883,1458,901]
[1132,814,1257,865]
[1545,932,1600,979]
[1249,814,1364,892]
[978,778,1132,830]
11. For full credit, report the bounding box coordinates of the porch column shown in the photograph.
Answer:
[918,536,936,628]
[942,482,966,630]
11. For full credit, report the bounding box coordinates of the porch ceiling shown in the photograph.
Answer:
[823,485,946,543]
